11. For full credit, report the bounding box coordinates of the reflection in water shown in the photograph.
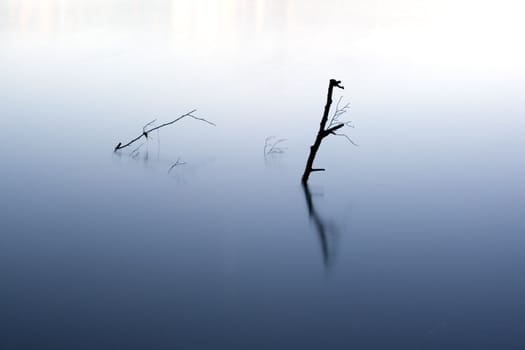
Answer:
[302,184,340,269]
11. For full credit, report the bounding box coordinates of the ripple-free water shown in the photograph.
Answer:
[1,1,525,349]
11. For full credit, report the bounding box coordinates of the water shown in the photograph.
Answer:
[1,1,525,349]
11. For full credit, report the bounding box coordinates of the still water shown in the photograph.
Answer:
[1,1,525,349]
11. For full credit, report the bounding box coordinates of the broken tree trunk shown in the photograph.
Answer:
[301,79,345,184]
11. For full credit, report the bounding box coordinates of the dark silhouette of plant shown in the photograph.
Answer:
[114,109,215,152]
[302,79,356,184]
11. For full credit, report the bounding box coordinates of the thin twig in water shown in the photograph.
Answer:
[130,143,145,158]
[333,133,358,146]
[168,158,187,173]
[114,110,215,151]
[143,119,157,133]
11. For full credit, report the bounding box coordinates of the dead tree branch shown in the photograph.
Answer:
[114,110,215,151]
[301,79,355,184]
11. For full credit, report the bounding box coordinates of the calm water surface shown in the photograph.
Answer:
[1,1,525,349]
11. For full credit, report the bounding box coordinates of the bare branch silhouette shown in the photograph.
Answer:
[301,79,357,184]
[114,110,215,151]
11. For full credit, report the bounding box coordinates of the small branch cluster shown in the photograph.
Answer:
[114,109,215,152]
[327,96,357,146]
[264,136,287,156]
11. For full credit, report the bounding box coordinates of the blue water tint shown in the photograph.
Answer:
[1,1,525,349]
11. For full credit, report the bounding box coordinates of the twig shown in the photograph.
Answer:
[327,96,351,130]
[328,96,357,145]
[333,132,359,146]
[114,110,215,151]
[143,119,157,133]
[130,143,144,157]
[168,158,187,173]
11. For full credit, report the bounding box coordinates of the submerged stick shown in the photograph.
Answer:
[301,79,344,184]
[168,158,186,173]
[114,109,215,151]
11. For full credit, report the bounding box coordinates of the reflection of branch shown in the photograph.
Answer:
[114,110,215,151]
[302,184,338,268]
[130,143,145,158]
